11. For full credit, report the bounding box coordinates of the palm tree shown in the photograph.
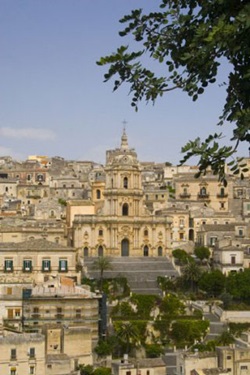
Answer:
[115,321,140,354]
[183,261,202,292]
[92,256,113,291]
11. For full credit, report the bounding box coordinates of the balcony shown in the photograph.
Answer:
[55,313,64,319]
[197,193,210,199]
[217,193,228,198]
[31,313,40,319]
[179,193,191,198]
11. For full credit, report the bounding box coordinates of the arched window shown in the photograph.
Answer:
[96,189,101,199]
[122,203,129,216]
[83,247,89,257]
[220,187,225,197]
[143,245,149,257]
[158,246,163,256]
[144,229,148,236]
[98,246,104,257]
[50,210,55,217]
[123,177,128,189]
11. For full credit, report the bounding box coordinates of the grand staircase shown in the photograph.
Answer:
[83,256,179,295]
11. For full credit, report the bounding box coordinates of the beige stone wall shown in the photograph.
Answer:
[0,333,45,375]
[64,328,93,364]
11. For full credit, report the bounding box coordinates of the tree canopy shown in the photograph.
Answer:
[97,0,250,184]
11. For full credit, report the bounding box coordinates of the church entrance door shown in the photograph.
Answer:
[121,239,129,257]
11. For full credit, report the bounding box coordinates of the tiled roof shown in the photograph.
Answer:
[0,239,74,251]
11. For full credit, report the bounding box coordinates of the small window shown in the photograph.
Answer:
[200,187,207,196]
[241,366,248,370]
[10,348,16,360]
[227,355,232,360]
[99,229,103,236]
[76,309,81,318]
[96,189,101,199]
[122,203,129,216]
[5,259,13,272]
[10,368,16,375]
[59,259,68,272]
[7,287,12,295]
[15,309,21,317]
[29,347,35,358]
[23,260,32,272]
[42,259,51,272]
[123,177,128,189]
[239,228,244,236]
[30,366,35,375]
[144,229,148,236]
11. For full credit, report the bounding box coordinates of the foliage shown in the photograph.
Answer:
[97,0,250,184]
[194,246,210,261]
[198,270,226,297]
[114,321,141,353]
[182,262,202,292]
[170,319,209,347]
[229,323,250,337]
[102,278,130,300]
[58,198,67,206]
[157,276,176,292]
[160,293,185,317]
[92,257,113,291]
[153,318,172,344]
[216,331,235,346]
[226,269,250,302]
[78,364,94,375]
[145,344,164,358]
[172,249,193,265]
[192,340,217,353]
[219,291,233,309]
[94,368,111,375]
[94,336,118,357]
[130,294,159,319]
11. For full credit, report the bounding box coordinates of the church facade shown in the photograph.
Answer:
[72,131,173,257]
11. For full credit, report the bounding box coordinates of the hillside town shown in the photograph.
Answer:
[1,130,250,375]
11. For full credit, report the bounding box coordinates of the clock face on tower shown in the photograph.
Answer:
[121,156,128,164]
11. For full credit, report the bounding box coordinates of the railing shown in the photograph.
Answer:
[217,193,228,198]
[179,193,191,198]
[197,193,210,199]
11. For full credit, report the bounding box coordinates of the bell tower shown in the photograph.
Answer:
[103,129,144,217]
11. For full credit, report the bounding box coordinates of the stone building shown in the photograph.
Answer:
[0,332,45,375]
[0,217,67,245]
[22,276,102,347]
[112,356,166,375]
[71,130,173,258]
[0,239,79,284]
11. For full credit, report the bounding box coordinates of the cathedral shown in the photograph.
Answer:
[72,130,173,257]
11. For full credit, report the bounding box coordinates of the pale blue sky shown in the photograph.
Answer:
[0,1,248,164]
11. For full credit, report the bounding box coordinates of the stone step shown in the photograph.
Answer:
[83,256,178,295]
